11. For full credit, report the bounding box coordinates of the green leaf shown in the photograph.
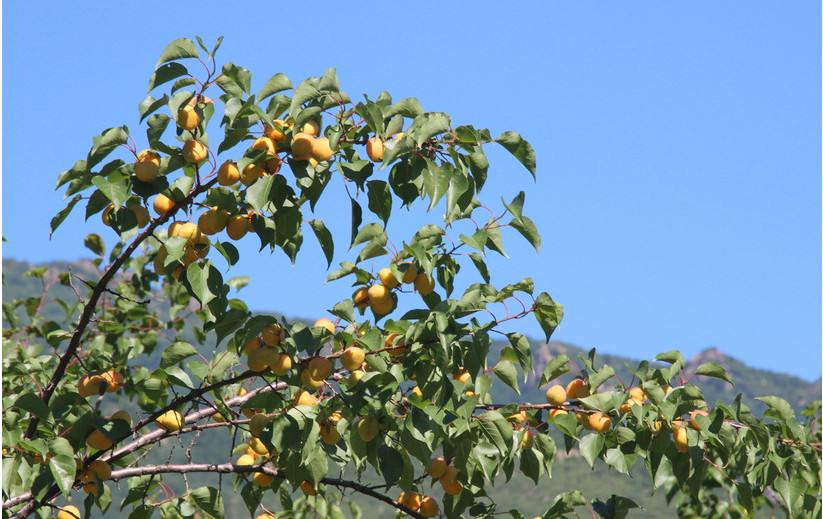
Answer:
[655,350,684,365]
[92,171,131,207]
[588,365,615,392]
[578,433,605,468]
[385,98,424,119]
[377,445,404,486]
[138,94,169,122]
[603,448,629,474]
[160,341,199,368]
[165,366,194,389]
[694,362,733,385]
[592,495,640,519]
[520,447,542,484]
[578,391,621,412]
[50,195,82,237]
[245,175,274,211]
[148,62,189,92]
[539,354,570,386]
[14,393,50,420]
[216,63,252,97]
[258,73,292,101]
[534,292,563,341]
[544,490,587,518]
[156,38,199,66]
[87,126,129,169]
[755,396,796,423]
[185,262,223,310]
[366,180,392,224]
[496,131,536,179]
[84,233,105,256]
[227,276,250,290]
[468,252,490,283]
[48,437,76,497]
[493,360,520,394]
[511,215,541,250]
[308,219,334,268]
[351,222,384,248]
[408,112,451,145]
[213,241,240,266]
[188,486,224,519]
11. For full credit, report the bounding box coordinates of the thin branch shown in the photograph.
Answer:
[101,463,425,519]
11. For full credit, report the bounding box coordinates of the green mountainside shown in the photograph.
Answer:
[3,259,819,517]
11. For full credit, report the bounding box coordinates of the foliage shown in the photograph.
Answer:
[2,37,820,519]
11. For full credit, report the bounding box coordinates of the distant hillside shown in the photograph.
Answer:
[3,258,819,409]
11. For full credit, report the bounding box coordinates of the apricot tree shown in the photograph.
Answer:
[2,37,820,519]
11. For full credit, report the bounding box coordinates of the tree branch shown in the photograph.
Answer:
[104,463,425,518]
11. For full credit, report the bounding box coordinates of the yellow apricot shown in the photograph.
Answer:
[294,390,319,407]
[565,378,590,399]
[357,416,380,442]
[251,136,277,156]
[378,267,399,288]
[153,194,175,216]
[241,162,264,185]
[127,201,151,227]
[135,150,161,182]
[341,347,365,371]
[520,429,534,449]
[353,287,369,310]
[78,374,106,397]
[264,120,287,141]
[155,410,184,432]
[236,454,257,466]
[57,506,81,519]
[545,384,567,405]
[452,368,471,385]
[588,412,612,433]
[270,353,292,375]
[182,140,207,163]
[314,318,336,334]
[428,457,448,478]
[302,120,320,136]
[366,136,384,162]
[414,273,435,295]
[291,132,314,160]
[217,160,241,186]
[673,425,689,453]
[88,460,112,481]
[300,480,317,496]
[226,215,250,240]
[253,472,274,487]
[311,137,333,162]
[198,208,228,235]
[419,496,439,517]
[86,430,113,450]
[177,105,200,131]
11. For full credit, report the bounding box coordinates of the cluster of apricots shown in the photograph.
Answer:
[101,98,412,298]
[351,263,435,317]
[234,415,279,488]
[243,323,292,375]
[388,456,460,517]
[544,378,710,452]
[77,369,124,397]
[78,410,131,496]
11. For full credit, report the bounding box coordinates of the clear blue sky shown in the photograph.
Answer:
[4,2,820,380]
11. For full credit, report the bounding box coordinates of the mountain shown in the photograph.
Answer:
[3,258,819,517]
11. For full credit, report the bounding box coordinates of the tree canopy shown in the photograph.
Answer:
[2,36,820,519]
